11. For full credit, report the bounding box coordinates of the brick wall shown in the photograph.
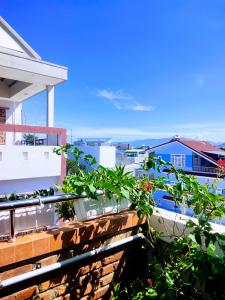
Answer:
[0,211,147,300]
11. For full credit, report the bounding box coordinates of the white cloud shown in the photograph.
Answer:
[66,122,225,143]
[96,88,155,112]
[96,89,132,101]
[69,126,174,141]
[174,121,225,143]
[130,104,155,111]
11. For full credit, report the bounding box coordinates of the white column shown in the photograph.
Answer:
[46,85,54,127]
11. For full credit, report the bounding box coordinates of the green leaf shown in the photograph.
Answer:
[165,271,174,287]
[121,188,129,199]
[88,184,96,193]
[207,243,216,255]
[195,232,202,245]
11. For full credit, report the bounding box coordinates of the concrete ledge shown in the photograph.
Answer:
[0,210,146,268]
[150,207,225,242]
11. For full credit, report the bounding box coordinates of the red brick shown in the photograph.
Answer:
[102,251,125,265]
[76,282,93,298]
[33,289,56,300]
[80,285,111,300]
[75,261,102,277]
[98,272,114,287]
[37,255,58,267]
[55,283,70,297]
[93,284,110,299]
[91,260,120,280]
[0,264,33,280]
[1,286,37,300]
[62,294,70,300]
[39,274,72,292]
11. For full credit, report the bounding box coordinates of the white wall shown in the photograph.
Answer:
[0,24,26,54]
[99,146,116,168]
[0,176,60,195]
[73,145,116,169]
[0,145,61,180]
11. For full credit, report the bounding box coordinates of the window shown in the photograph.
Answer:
[22,152,28,160]
[171,154,185,168]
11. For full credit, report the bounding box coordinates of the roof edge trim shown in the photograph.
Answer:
[0,16,41,60]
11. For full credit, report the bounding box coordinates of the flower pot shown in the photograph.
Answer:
[74,196,131,221]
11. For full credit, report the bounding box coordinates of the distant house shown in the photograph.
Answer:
[148,138,225,215]
[70,138,116,170]
[148,137,225,214]
[149,137,225,177]
[116,147,149,169]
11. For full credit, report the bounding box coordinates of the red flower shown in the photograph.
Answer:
[146,184,152,191]
[147,278,153,286]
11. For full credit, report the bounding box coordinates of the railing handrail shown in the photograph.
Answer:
[0,193,103,242]
[0,192,103,211]
[0,193,84,211]
[192,166,218,173]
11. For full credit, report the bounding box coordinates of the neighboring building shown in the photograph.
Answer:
[71,138,116,170]
[74,138,112,147]
[0,17,67,194]
[113,143,131,151]
[117,147,149,165]
[148,137,225,214]
[116,147,149,176]
[149,137,225,178]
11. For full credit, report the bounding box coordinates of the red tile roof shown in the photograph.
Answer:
[178,139,220,154]
[151,138,223,166]
[175,139,222,166]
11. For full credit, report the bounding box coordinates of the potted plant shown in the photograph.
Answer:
[54,145,154,221]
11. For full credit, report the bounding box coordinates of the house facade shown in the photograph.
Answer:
[0,17,67,195]
[149,137,225,178]
[148,137,225,215]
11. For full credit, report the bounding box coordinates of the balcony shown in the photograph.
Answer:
[192,165,218,173]
[0,124,66,182]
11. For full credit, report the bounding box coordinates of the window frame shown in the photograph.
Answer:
[171,154,185,168]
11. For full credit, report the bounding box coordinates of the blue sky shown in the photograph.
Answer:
[2,0,225,142]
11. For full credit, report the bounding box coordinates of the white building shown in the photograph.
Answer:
[71,139,116,170]
[0,17,68,195]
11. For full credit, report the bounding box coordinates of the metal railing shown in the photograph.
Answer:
[0,193,91,242]
[192,166,218,173]
[0,123,67,146]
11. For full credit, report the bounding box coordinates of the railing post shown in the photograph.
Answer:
[8,209,16,242]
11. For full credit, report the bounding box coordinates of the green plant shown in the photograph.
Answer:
[115,157,225,299]
[56,201,75,221]
[54,145,155,221]
[54,146,225,298]
[0,188,55,202]
[23,133,39,145]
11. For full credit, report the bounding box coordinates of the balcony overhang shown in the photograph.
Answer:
[0,51,68,102]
